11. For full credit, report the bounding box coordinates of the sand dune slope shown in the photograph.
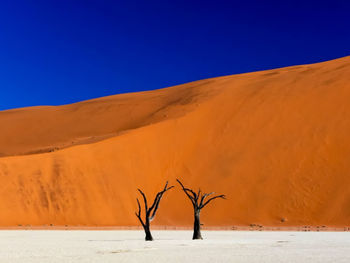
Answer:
[0,56,350,227]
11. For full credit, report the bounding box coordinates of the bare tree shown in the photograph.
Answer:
[135,181,174,241]
[177,179,226,240]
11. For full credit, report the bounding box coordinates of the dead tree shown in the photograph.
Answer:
[177,179,225,240]
[135,181,174,241]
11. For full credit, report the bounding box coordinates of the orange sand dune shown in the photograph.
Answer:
[0,56,350,227]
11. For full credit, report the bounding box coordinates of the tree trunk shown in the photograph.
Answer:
[193,210,203,240]
[144,227,153,241]
[144,219,153,241]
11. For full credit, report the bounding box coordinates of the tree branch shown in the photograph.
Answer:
[199,192,214,207]
[148,182,174,221]
[149,194,161,221]
[196,189,201,202]
[135,198,145,227]
[176,179,197,207]
[138,189,148,215]
[136,198,141,216]
[200,194,226,209]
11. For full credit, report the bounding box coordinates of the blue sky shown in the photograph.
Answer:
[0,0,349,110]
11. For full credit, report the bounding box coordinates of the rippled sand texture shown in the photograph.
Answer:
[0,56,350,227]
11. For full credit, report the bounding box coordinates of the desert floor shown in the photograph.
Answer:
[0,230,350,262]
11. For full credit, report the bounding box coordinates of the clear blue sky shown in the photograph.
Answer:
[0,0,349,110]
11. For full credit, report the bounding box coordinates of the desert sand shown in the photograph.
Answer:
[1,230,350,262]
[0,56,350,227]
